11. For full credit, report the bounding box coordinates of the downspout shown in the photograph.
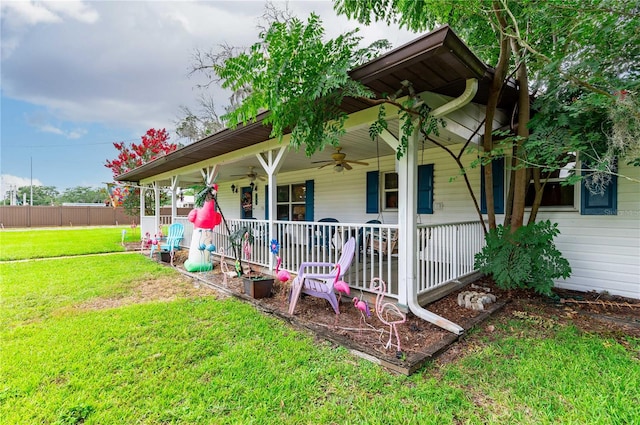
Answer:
[406,78,478,335]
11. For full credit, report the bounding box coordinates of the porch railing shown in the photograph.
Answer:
[156,216,486,302]
[416,221,486,295]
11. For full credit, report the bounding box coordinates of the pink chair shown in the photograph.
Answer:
[288,237,356,315]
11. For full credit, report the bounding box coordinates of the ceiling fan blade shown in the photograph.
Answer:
[343,162,353,170]
[317,163,333,169]
[311,160,333,164]
[257,175,266,181]
[345,160,369,166]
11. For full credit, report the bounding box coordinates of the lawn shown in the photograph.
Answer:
[0,226,142,261]
[1,228,638,424]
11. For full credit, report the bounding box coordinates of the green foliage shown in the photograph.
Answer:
[368,85,446,159]
[55,404,94,425]
[335,0,640,225]
[215,13,389,156]
[58,186,107,204]
[474,220,572,295]
[7,185,60,206]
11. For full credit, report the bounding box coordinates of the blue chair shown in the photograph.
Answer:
[160,222,184,253]
[309,218,339,252]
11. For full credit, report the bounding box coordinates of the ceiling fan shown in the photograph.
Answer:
[230,166,266,182]
[311,147,369,172]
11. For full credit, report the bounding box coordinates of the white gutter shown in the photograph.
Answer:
[406,78,478,335]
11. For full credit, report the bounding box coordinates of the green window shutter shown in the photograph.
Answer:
[481,157,505,214]
[417,164,434,214]
[304,180,314,221]
[366,171,379,213]
[581,171,617,215]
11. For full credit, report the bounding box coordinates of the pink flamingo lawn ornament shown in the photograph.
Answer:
[371,277,406,356]
[332,264,350,305]
[275,256,291,283]
[352,296,371,326]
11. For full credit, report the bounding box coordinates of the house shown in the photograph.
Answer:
[116,25,640,333]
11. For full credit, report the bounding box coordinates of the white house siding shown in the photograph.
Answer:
[536,163,640,299]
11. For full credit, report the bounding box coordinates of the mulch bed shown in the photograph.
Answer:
[142,248,640,374]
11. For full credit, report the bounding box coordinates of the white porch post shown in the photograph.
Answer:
[396,128,416,309]
[170,176,179,222]
[257,147,286,270]
[140,184,146,226]
[154,181,160,232]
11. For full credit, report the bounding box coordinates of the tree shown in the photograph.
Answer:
[210,2,638,294]
[13,185,59,206]
[175,96,225,144]
[58,186,107,204]
[104,128,177,177]
[333,0,639,230]
[105,128,177,216]
[215,13,391,156]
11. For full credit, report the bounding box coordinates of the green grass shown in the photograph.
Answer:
[1,228,639,424]
[0,226,141,260]
[0,254,176,329]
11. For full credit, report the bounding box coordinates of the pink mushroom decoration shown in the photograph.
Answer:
[275,257,291,283]
[332,264,350,305]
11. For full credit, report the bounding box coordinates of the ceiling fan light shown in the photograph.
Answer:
[334,164,344,173]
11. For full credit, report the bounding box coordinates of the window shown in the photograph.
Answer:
[383,172,398,210]
[276,183,307,221]
[525,153,577,208]
[581,163,617,215]
[365,166,434,214]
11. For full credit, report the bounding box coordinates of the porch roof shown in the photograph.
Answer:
[116,25,516,184]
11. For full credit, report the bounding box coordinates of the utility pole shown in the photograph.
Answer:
[30,156,33,206]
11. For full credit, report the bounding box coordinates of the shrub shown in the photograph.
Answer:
[474,220,572,295]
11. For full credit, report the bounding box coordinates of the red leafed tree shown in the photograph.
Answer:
[104,128,177,216]
[105,128,177,178]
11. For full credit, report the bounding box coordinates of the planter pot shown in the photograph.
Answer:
[160,251,172,263]
[243,276,274,299]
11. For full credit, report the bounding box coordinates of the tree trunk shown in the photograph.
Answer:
[504,152,517,226]
[483,4,512,230]
[509,41,531,232]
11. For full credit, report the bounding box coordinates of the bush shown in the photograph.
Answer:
[474,220,572,295]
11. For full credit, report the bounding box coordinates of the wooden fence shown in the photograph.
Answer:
[0,206,190,228]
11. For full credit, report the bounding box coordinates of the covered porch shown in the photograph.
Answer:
[119,26,516,334]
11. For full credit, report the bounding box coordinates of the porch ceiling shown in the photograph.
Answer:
[117,25,516,186]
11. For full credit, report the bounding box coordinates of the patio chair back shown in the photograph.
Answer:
[161,222,184,252]
[288,237,356,315]
[309,217,339,251]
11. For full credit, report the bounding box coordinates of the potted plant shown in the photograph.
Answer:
[229,226,274,299]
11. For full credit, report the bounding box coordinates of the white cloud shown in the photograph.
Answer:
[0,174,44,199]
[1,1,418,136]
[36,123,87,139]
[1,1,62,26]
[46,0,99,24]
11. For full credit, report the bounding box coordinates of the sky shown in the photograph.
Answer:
[0,0,419,198]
